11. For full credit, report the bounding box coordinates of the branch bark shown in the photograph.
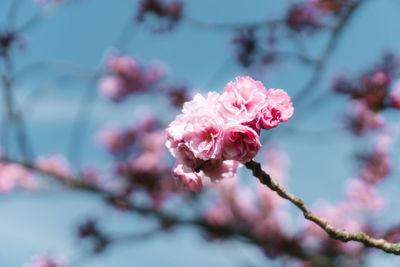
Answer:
[245,159,400,255]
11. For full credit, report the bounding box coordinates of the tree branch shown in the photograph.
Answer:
[244,159,400,255]
[292,0,367,105]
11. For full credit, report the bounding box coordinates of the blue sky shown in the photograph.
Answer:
[1,0,400,266]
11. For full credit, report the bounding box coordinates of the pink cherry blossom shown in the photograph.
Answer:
[258,89,294,129]
[0,162,33,193]
[172,162,203,192]
[129,130,167,172]
[99,127,133,154]
[390,81,400,109]
[99,54,164,101]
[203,200,235,226]
[344,100,384,135]
[165,77,293,190]
[108,56,137,75]
[346,179,384,210]
[36,155,73,179]
[219,76,267,124]
[222,124,261,163]
[98,76,125,100]
[166,92,224,165]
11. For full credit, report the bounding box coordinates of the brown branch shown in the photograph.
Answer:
[244,159,400,255]
[292,0,367,105]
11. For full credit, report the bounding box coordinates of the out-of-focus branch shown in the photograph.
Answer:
[245,159,400,255]
[292,0,367,105]
[0,155,309,260]
[68,18,136,169]
[1,70,33,160]
[184,16,282,31]
[7,0,22,29]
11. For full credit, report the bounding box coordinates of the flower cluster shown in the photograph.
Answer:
[335,54,400,135]
[343,100,384,136]
[98,54,164,101]
[334,54,400,111]
[99,115,178,208]
[166,76,293,192]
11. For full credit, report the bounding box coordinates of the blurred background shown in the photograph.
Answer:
[1,0,400,266]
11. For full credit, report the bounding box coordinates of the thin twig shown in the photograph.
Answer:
[184,16,282,31]
[292,0,367,105]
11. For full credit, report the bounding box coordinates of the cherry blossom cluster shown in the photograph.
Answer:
[334,54,400,135]
[343,100,384,136]
[99,53,164,101]
[166,76,293,192]
[99,115,178,208]
[334,54,400,111]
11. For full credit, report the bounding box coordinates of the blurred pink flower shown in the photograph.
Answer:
[0,162,33,193]
[346,179,384,210]
[98,76,125,100]
[344,100,384,135]
[99,127,133,154]
[172,162,202,193]
[358,135,391,183]
[390,80,400,109]
[98,54,164,101]
[36,155,73,179]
